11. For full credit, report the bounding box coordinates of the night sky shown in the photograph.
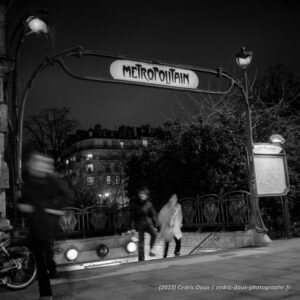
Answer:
[9,0,300,130]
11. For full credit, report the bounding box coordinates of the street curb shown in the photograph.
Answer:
[52,245,272,286]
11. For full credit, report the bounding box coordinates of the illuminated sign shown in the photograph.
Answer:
[110,60,199,89]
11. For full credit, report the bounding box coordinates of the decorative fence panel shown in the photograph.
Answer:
[179,198,200,228]
[57,207,84,237]
[83,206,117,236]
[56,206,131,239]
[222,191,250,226]
[200,194,223,226]
[179,190,250,230]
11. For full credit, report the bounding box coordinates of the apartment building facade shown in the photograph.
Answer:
[59,124,155,207]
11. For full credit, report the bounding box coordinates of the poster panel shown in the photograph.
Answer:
[254,154,289,197]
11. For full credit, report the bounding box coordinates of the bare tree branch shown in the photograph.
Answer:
[24,107,80,165]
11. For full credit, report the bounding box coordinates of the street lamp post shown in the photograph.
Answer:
[235,47,263,231]
[7,12,50,220]
[10,12,50,182]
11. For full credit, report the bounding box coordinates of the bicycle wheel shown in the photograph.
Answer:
[5,246,37,290]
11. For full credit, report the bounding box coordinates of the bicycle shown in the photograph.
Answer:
[0,226,37,290]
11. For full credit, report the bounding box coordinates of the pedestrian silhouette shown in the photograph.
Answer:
[130,187,158,261]
[18,153,72,300]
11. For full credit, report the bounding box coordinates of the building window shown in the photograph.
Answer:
[86,153,93,161]
[142,139,148,147]
[86,163,94,173]
[106,175,111,185]
[87,176,95,186]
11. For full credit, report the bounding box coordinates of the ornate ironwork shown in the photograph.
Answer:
[58,207,81,233]
[199,194,220,225]
[90,210,107,230]
[203,200,219,224]
[55,205,130,238]
[53,190,250,238]
[179,191,250,229]
[180,198,197,225]
[223,191,250,225]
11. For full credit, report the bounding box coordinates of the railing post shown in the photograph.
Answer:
[219,193,226,231]
[196,196,201,231]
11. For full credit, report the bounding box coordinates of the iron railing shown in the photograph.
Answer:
[55,190,250,238]
[56,205,130,239]
[179,191,250,230]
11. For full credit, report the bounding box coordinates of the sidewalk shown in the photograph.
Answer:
[1,238,300,300]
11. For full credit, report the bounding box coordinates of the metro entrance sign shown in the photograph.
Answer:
[110,60,199,89]
[16,46,271,237]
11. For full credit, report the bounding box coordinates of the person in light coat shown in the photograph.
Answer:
[158,194,183,258]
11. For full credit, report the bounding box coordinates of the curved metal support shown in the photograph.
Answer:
[9,10,52,217]
[54,49,238,96]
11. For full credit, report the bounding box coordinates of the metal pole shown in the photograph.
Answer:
[280,196,286,238]
[242,70,262,230]
[282,196,291,239]
[9,14,49,218]
[16,60,49,187]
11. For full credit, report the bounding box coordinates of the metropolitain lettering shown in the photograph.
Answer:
[122,64,190,86]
